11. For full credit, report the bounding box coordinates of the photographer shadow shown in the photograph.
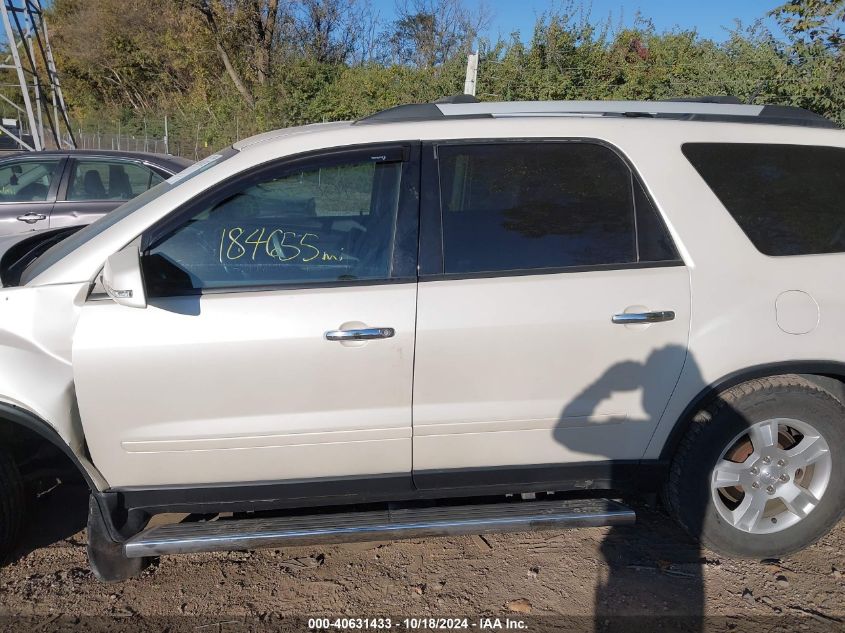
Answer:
[553,345,709,632]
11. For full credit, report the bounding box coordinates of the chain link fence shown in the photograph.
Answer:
[72,118,235,160]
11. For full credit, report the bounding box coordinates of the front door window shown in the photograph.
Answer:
[0,159,60,202]
[144,153,404,293]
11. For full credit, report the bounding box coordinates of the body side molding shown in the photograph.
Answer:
[111,460,667,518]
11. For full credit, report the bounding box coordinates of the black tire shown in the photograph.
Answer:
[86,495,152,582]
[665,375,845,559]
[0,446,25,563]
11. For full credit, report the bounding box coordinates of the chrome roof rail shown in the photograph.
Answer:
[357,97,837,129]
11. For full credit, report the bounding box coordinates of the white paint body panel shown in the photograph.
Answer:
[72,285,416,487]
[0,112,839,489]
[0,283,107,488]
[413,267,690,471]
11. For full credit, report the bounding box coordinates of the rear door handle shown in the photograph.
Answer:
[612,311,675,324]
[325,327,395,341]
[17,212,46,224]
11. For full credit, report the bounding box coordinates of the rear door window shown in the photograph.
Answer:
[682,143,845,256]
[436,142,678,274]
[66,159,164,201]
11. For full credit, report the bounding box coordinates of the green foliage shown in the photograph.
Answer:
[772,0,844,48]
[768,0,845,123]
[7,0,842,156]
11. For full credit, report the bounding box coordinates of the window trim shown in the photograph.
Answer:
[421,259,684,283]
[0,156,67,205]
[141,142,421,297]
[419,137,683,280]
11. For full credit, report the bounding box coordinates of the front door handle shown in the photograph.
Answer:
[17,212,46,224]
[612,311,675,324]
[325,327,395,341]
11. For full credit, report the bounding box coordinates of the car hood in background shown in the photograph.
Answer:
[0,226,82,287]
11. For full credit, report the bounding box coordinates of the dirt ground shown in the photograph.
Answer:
[1,483,843,632]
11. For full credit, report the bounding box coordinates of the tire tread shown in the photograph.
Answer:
[0,447,25,563]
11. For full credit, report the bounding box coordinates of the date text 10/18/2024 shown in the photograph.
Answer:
[307,618,529,631]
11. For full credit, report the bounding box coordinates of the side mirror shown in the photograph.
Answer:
[101,237,146,309]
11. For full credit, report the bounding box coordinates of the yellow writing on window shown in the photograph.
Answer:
[218,226,344,264]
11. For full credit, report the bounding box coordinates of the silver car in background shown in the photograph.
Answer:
[0,149,192,235]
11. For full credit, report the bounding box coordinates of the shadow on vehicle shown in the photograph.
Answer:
[555,346,845,631]
[554,345,706,631]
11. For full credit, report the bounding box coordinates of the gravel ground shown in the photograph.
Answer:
[0,483,843,632]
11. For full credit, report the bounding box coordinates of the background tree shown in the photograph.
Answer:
[769,0,844,121]
[4,0,840,158]
[182,0,288,107]
[772,0,844,49]
[388,0,490,67]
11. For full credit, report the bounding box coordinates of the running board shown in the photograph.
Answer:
[123,498,634,558]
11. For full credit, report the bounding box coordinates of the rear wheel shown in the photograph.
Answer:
[0,446,25,563]
[666,375,845,558]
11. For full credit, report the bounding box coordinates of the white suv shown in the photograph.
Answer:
[1,97,844,582]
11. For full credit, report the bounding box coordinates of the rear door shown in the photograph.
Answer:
[0,156,64,234]
[50,157,166,229]
[412,140,691,488]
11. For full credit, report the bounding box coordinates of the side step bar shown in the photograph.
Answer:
[124,498,635,558]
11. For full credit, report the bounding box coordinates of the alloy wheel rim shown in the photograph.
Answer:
[711,417,832,534]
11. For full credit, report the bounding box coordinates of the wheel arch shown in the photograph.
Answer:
[659,360,845,462]
[0,401,99,491]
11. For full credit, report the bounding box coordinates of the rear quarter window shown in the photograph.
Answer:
[682,143,845,256]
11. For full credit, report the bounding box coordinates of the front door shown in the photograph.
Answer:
[0,157,63,234]
[412,140,691,487]
[72,145,420,489]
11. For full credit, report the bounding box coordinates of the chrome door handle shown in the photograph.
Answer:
[325,327,395,341]
[612,311,675,324]
[17,213,46,224]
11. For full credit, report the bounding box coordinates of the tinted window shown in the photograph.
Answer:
[683,143,845,256]
[635,179,677,263]
[144,154,403,292]
[0,159,60,202]
[67,160,164,201]
[437,142,676,274]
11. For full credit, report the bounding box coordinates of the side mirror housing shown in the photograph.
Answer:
[101,237,146,308]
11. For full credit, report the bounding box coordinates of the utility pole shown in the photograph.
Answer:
[464,52,479,97]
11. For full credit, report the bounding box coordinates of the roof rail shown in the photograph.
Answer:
[434,94,480,104]
[662,95,744,105]
[356,98,838,129]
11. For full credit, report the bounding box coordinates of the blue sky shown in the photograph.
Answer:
[372,0,783,42]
